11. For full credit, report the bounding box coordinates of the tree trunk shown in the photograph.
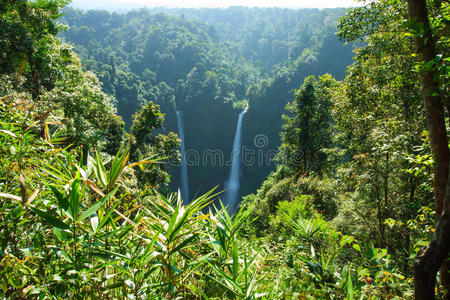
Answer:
[414,211,450,299]
[407,0,450,298]
[415,169,450,298]
[407,0,449,216]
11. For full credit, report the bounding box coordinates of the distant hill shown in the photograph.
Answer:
[69,0,360,11]
[60,6,355,199]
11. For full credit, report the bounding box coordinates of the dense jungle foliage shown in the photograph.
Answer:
[58,6,355,198]
[1,0,449,298]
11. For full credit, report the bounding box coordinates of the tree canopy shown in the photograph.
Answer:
[1,0,450,298]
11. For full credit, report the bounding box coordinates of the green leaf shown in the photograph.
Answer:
[53,227,70,242]
[49,185,69,213]
[141,229,163,265]
[98,200,121,230]
[69,177,81,218]
[340,235,354,247]
[207,262,242,294]
[166,203,181,241]
[108,148,129,189]
[352,244,361,252]
[30,207,69,230]
[172,233,198,254]
[94,152,108,188]
[77,188,117,223]
[98,249,129,260]
[232,239,239,280]
[347,272,354,300]
[169,264,182,274]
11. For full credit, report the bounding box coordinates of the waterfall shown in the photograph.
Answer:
[176,111,189,203]
[224,108,247,213]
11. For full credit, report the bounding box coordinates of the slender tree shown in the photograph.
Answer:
[407,0,450,298]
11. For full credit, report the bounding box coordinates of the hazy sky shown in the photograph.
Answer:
[71,0,362,10]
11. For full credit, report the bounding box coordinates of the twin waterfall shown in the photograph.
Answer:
[176,108,247,212]
[224,108,247,213]
[176,111,189,203]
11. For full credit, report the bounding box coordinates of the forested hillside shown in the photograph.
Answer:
[59,7,354,197]
[1,0,449,298]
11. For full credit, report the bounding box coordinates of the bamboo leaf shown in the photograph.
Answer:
[98,249,130,261]
[84,179,105,197]
[26,189,39,205]
[44,121,50,142]
[94,152,108,188]
[207,263,243,295]
[0,129,17,138]
[30,207,69,230]
[48,185,69,213]
[347,272,354,300]
[98,200,121,230]
[141,228,163,264]
[126,158,164,169]
[0,193,21,201]
[69,177,81,218]
[77,188,117,223]
[166,204,180,241]
[171,233,198,254]
[232,239,239,280]
[53,227,70,242]
[108,150,129,189]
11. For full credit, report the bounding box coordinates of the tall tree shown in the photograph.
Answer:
[407,0,450,298]
[0,0,70,98]
[130,101,180,188]
[277,75,334,176]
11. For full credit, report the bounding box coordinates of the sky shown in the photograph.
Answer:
[70,0,362,10]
